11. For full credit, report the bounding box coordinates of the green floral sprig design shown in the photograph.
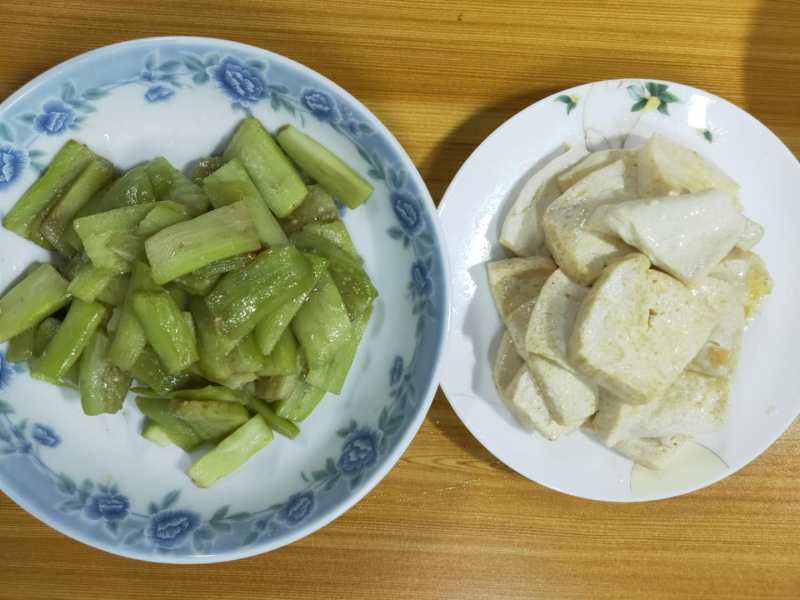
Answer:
[628,82,679,115]
[555,94,578,115]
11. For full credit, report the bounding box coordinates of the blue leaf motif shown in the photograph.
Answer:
[123,528,144,545]
[82,88,107,100]
[145,52,157,70]
[158,60,182,72]
[0,123,12,142]
[57,473,77,495]
[18,114,36,125]
[148,502,159,515]
[160,489,180,510]
[243,531,259,545]
[61,82,76,101]
[211,505,229,522]
[0,400,14,415]
[193,72,210,85]
[182,54,205,72]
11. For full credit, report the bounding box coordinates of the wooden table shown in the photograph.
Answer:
[1,1,798,598]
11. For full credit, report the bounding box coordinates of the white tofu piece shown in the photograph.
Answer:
[569,254,717,403]
[506,298,536,358]
[556,148,638,192]
[542,160,635,285]
[736,218,764,250]
[493,330,524,392]
[500,145,589,257]
[637,133,739,197]
[502,365,567,441]
[688,278,746,378]
[589,190,746,285]
[614,436,689,470]
[525,269,589,371]
[590,371,729,446]
[487,256,556,321]
[709,249,772,320]
[528,355,597,427]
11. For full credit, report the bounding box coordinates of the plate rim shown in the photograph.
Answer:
[437,77,800,503]
[0,35,452,561]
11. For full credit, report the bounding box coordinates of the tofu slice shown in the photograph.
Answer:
[528,355,597,427]
[614,436,689,470]
[493,330,523,392]
[569,254,717,403]
[589,190,746,285]
[487,256,556,321]
[590,371,729,446]
[502,366,567,440]
[709,249,772,320]
[500,145,589,257]
[525,269,589,371]
[736,218,764,251]
[637,133,739,197]
[688,278,746,378]
[556,148,639,192]
[542,160,635,285]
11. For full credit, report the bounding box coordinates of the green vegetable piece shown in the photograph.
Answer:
[0,264,70,342]
[187,415,273,488]
[259,328,300,376]
[92,165,156,213]
[217,372,258,389]
[291,269,352,370]
[191,156,225,183]
[79,330,131,416]
[130,347,198,395]
[145,157,211,216]
[304,220,358,260]
[41,157,116,255]
[229,332,264,374]
[7,327,35,362]
[205,245,315,340]
[132,291,198,374]
[136,396,202,451]
[190,297,237,382]
[34,317,61,356]
[276,125,373,209]
[247,396,299,439]
[166,284,190,311]
[3,140,94,239]
[108,262,159,371]
[73,203,154,273]
[172,385,246,404]
[203,158,288,246]
[279,184,338,234]
[170,399,249,440]
[192,254,255,278]
[145,201,261,285]
[255,375,300,401]
[223,118,307,218]
[174,271,220,296]
[141,419,173,447]
[290,230,377,320]
[274,381,326,422]
[32,299,106,383]
[67,262,114,303]
[253,292,309,356]
[136,201,192,237]
[306,306,371,393]
[96,274,129,306]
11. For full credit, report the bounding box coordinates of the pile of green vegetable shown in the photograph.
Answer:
[0,117,377,487]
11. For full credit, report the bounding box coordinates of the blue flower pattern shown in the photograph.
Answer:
[0,44,442,557]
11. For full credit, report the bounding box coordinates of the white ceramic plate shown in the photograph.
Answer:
[438,79,800,502]
[0,37,449,561]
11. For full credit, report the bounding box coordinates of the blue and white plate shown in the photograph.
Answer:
[0,37,449,562]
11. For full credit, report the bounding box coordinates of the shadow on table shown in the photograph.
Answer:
[745,0,800,153]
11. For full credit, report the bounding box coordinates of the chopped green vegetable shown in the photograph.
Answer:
[130,346,198,395]
[253,291,309,356]
[41,157,116,255]
[255,375,300,401]
[306,306,371,393]
[274,381,326,422]
[205,245,315,340]
[136,201,192,236]
[187,415,273,487]
[7,327,35,363]
[203,158,288,246]
[223,118,307,218]
[145,201,261,285]
[304,220,359,260]
[279,184,338,234]
[108,262,159,371]
[96,274,129,306]
[92,165,156,213]
[191,156,225,183]
[0,264,70,342]
[276,125,373,209]
[132,291,198,374]
[190,297,237,382]
[229,332,264,375]
[33,317,61,356]
[136,396,202,451]
[259,327,300,376]
[248,396,299,439]
[172,385,246,404]
[32,299,106,384]
[170,399,250,440]
[3,140,94,239]
[145,157,211,216]
[141,419,173,447]
[79,330,131,416]
[67,262,115,303]
[73,203,154,273]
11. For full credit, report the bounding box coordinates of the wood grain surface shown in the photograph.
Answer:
[1,1,799,598]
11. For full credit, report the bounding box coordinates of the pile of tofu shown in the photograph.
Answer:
[490,134,772,469]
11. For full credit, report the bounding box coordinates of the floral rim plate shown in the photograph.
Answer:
[0,37,449,561]
[438,79,800,502]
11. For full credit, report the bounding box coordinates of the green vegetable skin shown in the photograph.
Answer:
[307,306,371,394]
[223,118,307,218]
[7,327,35,362]
[67,262,114,303]
[92,165,156,213]
[130,346,197,395]
[248,396,299,439]
[172,385,246,404]
[41,157,116,255]
[205,245,315,340]
[304,221,359,259]
[191,157,225,183]
[279,184,338,234]
[190,297,237,382]
[145,201,261,285]
[274,381,326,422]
[141,419,173,447]
[34,318,61,356]
[0,264,70,342]
[132,291,198,374]
[169,399,249,440]
[136,396,202,451]
[96,274,129,306]
[136,201,191,237]
[203,158,288,246]
[33,299,106,384]
[146,157,211,216]
[188,415,273,488]
[3,140,94,239]
[73,203,154,273]
[255,375,300,401]
[259,327,300,376]
[108,262,157,371]
[79,330,131,416]
[276,125,373,209]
